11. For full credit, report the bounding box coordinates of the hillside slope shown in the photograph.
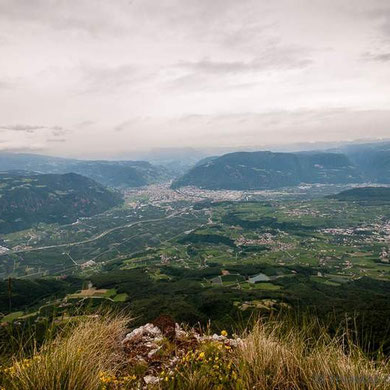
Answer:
[172,151,362,190]
[328,186,390,202]
[67,160,170,188]
[339,142,390,184]
[0,172,123,233]
[0,153,170,188]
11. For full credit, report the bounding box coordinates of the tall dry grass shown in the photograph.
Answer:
[235,319,390,390]
[0,314,127,390]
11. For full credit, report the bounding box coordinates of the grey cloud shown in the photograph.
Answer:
[75,121,95,128]
[0,80,12,89]
[218,21,276,50]
[0,124,68,135]
[166,73,263,93]
[0,144,45,152]
[112,108,390,151]
[79,63,151,94]
[51,127,69,137]
[47,138,67,143]
[149,0,275,50]
[179,59,261,75]
[0,124,46,133]
[375,53,390,61]
[363,52,390,62]
[366,5,390,38]
[114,123,127,132]
[177,109,351,127]
[114,117,148,132]
[180,52,311,75]
[180,109,390,144]
[0,0,132,35]
[167,46,311,93]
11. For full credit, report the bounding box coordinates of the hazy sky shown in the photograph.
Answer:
[0,0,390,158]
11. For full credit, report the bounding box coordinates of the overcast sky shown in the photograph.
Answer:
[0,0,389,158]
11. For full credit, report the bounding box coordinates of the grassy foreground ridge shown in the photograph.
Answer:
[0,313,389,390]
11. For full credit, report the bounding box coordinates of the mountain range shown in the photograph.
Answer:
[172,151,362,190]
[1,141,389,191]
[172,142,390,190]
[0,153,171,188]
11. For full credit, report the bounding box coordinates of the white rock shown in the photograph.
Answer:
[147,346,161,358]
[145,341,158,348]
[143,375,160,384]
[228,338,244,347]
[123,323,162,343]
[175,323,187,338]
[213,334,225,341]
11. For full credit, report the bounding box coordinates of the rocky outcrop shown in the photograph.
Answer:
[121,316,242,387]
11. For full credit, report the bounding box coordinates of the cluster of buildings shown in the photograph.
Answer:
[124,184,249,207]
[0,245,9,255]
[380,248,389,263]
[235,233,295,253]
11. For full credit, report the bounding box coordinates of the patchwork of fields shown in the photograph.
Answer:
[1,184,390,352]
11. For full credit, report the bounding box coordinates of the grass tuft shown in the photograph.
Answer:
[0,314,127,390]
[235,319,390,390]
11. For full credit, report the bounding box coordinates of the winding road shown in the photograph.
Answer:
[1,210,183,257]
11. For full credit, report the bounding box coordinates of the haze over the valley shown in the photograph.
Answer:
[0,0,390,158]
